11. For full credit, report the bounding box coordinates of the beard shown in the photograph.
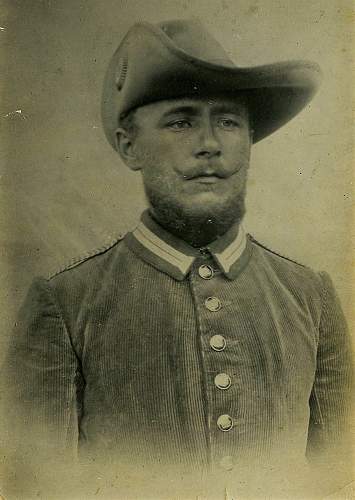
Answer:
[144,184,247,248]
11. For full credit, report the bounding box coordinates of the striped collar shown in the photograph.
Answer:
[125,210,251,281]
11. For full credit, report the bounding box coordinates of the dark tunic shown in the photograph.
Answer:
[2,213,353,498]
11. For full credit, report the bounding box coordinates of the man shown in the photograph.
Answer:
[2,19,353,499]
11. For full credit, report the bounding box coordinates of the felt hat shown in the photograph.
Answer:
[101,19,322,149]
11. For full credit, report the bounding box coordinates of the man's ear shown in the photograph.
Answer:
[115,128,142,171]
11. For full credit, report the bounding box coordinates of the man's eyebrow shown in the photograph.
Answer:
[210,104,247,116]
[158,104,248,120]
[160,106,199,118]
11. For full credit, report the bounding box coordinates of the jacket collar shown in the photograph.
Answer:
[125,210,251,281]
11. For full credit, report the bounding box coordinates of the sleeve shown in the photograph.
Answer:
[1,277,82,496]
[307,271,354,488]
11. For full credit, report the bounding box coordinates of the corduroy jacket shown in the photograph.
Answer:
[2,213,353,498]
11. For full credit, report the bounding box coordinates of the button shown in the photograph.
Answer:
[198,264,214,279]
[214,373,231,390]
[219,455,234,471]
[217,414,233,431]
[210,335,226,351]
[204,296,222,312]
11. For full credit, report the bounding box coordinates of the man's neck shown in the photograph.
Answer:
[149,208,241,248]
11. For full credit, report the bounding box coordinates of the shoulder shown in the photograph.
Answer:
[249,234,306,268]
[248,234,324,291]
[47,233,126,283]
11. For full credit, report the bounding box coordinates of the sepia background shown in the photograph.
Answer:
[0,0,354,368]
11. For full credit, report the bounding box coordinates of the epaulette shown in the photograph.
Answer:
[47,233,125,279]
[248,234,306,268]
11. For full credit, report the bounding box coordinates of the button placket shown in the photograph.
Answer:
[203,276,232,417]
[190,257,236,463]
[201,267,231,428]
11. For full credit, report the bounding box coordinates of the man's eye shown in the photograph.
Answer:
[168,120,192,130]
[219,118,239,129]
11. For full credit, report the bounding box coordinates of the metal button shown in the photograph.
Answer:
[214,373,231,390]
[205,296,222,312]
[210,335,226,351]
[198,264,214,279]
[219,455,234,471]
[217,414,233,431]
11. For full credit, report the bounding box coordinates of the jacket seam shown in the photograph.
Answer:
[248,234,306,268]
[311,271,329,430]
[311,387,325,429]
[45,278,76,352]
[47,235,124,280]
[43,278,81,445]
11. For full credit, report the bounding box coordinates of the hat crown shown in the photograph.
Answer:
[158,19,235,67]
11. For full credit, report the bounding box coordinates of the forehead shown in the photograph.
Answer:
[134,95,249,121]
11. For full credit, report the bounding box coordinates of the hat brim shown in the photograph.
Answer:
[102,22,322,148]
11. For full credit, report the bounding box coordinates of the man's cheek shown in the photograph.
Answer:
[228,168,248,195]
[142,169,173,194]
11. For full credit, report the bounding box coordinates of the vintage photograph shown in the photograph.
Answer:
[0,1,353,499]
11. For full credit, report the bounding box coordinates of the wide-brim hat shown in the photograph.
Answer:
[102,19,322,149]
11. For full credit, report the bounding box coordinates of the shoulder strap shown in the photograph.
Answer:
[48,233,125,279]
[248,234,305,268]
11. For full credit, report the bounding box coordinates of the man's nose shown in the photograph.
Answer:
[194,122,221,159]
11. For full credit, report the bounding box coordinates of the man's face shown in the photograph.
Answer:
[119,96,252,235]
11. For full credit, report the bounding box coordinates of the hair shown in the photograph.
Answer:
[119,108,139,138]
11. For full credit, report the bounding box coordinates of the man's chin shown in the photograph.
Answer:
[177,194,237,219]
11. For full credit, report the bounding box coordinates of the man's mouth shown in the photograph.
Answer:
[189,175,222,184]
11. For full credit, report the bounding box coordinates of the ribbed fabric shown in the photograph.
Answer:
[1,225,353,498]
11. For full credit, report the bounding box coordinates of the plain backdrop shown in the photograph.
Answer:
[0,0,354,364]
